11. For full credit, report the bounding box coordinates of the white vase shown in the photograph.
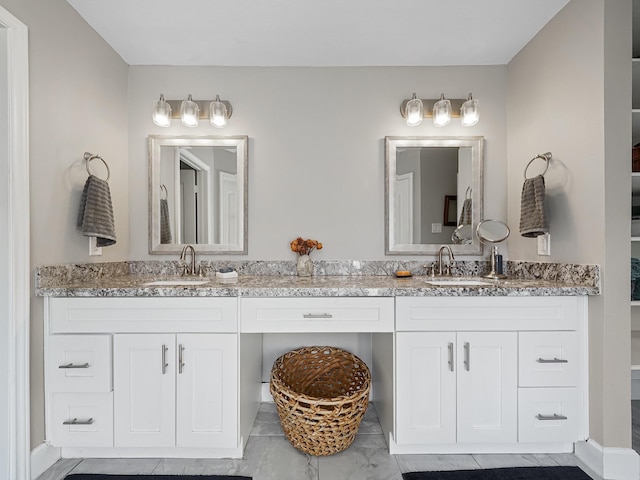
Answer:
[296,255,313,277]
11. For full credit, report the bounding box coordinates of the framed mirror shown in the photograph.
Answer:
[148,135,248,254]
[385,136,484,255]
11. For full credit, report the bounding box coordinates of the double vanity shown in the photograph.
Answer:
[36,262,598,459]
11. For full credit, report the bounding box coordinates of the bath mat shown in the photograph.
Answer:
[402,466,591,480]
[64,475,251,480]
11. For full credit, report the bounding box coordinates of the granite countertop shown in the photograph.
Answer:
[34,273,599,298]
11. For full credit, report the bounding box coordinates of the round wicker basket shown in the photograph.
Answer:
[269,346,371,456]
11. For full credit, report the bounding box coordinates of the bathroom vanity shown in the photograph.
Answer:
[37,269,596,459]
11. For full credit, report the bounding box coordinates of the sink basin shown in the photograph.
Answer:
[142,279,209,286]
[425,279,493,286]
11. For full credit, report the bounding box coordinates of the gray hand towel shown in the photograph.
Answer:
[77,175,116,247]
[519,174,549,237]
[458,198,472,226]
[160,198,172,244]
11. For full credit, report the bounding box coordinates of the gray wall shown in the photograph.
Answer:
[0,0,129,447]
[507,0,632,448]
[128,66,508,260]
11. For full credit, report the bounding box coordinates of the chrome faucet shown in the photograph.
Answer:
[436,245,455,276]
[180,244,198,276]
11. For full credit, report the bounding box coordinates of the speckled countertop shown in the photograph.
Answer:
[34,259,600,297]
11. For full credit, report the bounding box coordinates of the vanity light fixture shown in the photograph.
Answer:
[460,93,479,126]
[400,93,480,127]
[152,94,234,128]
[432,93,451,127]
[405,93,423,127]
[180,94,200,127]
[152,94,172,127]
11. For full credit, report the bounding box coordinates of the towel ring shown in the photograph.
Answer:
[523,152,552,180]
[84,152,110,182]
[160,184,168,200]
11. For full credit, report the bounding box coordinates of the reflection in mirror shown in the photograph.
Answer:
[385,136,484,255]
[149,135,248,254]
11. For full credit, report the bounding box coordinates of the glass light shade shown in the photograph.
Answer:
[461,94,479,126]
[209,96,228,128]
[405,93,423,126]
[152,94,171,127]
[433,94,451,127]
[180,94,200,127]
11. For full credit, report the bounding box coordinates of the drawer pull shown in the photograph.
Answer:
[464,342,470,371]
[162,344,168,375]
[178,344,185,374]
[448,342,454,372]
[63,417,94,425]
[536,413,568,421]
[537,357,568,364]
[303,313,333,319]
[58,362,89,369]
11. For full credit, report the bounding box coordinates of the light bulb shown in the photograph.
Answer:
[461,93,479,126]
[405,93,423,127]
[152,94,171,127]
[180,94,200,127]
[209,96,228,128]
[433,93,451,127]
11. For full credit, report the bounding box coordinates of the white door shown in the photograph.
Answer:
[394,172,414,244]
[218,172,238,245]
[176,334,238,448]
[114,334,176,447]
[396,332,456,444]
[180,169,198,244]
[456,332,517,443]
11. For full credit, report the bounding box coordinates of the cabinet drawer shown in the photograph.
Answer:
[396,297,581,331]
[241,297,394,332]
[519,332,578,387]
[49,297,237,333]
[50,392,113,447]
[518,388,581,443]
[48,335,112,392]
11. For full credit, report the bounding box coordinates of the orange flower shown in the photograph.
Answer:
[289,237,323,256]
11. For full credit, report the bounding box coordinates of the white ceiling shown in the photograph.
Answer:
[67,0,570,67]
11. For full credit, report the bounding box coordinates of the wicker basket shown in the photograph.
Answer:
[270,346,371,456]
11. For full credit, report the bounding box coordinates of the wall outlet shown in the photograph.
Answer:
[537,233,551,256]
[431,223,442,233]
[89,236,103,256]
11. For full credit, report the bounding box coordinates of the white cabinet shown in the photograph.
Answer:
[114,333,238,448]
[396,331,517,445]
[393,296,587,454]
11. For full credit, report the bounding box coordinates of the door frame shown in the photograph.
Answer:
[0,5,30,480]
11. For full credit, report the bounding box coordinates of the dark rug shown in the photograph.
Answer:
[402,466,591,480]
[64,475,251,480]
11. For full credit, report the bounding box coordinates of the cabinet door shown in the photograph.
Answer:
[114,334,176,447]
[176,334,238,448]
[396,332,456,444]
[456,332,517,444]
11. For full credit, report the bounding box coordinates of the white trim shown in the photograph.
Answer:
[29,443,60,480]
[0,6,29,480]
[575,439,640,480]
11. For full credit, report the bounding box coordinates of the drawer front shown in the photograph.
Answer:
[518,388,581,443]
[50,392,113,447]
[396,296,581,331]
[48,335,112,392]
[241,297,394,332]
[49,297,238,333]
[519,332,578,387]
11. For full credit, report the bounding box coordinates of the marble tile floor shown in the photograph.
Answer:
[37,403,601,480]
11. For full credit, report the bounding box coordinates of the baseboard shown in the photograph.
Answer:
[31,442,60,480]
[575,438,640,480]
[260,382,274,402]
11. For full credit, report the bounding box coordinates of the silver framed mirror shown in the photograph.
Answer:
[385,136,484,255]
[148,135,248,254]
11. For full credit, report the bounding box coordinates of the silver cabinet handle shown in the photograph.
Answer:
[58,362,89,369]
[303,313,333,319]
[536,413,568,421]
[448,342,454,372]
[162,344,168,375]
[537,357,568,364]
[178,344,185,374]
[464,342,470,371]
[63,417,94,425]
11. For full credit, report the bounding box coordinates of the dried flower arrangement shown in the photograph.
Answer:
[290,237,323,256]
